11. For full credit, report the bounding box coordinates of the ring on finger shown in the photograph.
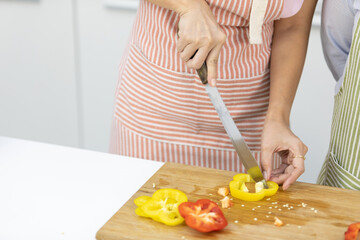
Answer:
[293,155,306,160]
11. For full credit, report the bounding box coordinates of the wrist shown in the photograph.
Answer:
[265,105,290,126]
[173,0,206,15]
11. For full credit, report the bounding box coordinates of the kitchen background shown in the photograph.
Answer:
[0,0,333,183]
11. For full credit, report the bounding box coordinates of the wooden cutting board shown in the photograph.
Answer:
[96,162,360,240]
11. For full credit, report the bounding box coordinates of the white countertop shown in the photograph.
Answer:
[0,137,164,240]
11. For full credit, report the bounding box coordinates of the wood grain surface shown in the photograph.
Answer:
[96,162,360,240]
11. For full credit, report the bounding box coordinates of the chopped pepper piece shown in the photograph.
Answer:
[345,222,360,240]
[229,173,278,201]
[243,182,256,193]
[274,217,284,227]
[178,199,228,232]
[134,188,188,226]
[217,187,229,197]
[220,196,233,209]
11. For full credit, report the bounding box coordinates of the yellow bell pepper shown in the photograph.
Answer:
[229,173,278,201]
[134,196,151,217]
[134,188,188,226]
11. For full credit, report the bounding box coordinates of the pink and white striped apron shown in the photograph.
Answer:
[110,0,294,172]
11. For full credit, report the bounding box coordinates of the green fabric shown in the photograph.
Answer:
[317,19,360,190]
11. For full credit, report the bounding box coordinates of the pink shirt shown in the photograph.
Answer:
[280,0,304,18]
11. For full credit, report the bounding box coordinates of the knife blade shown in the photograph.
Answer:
[196,63,268,188]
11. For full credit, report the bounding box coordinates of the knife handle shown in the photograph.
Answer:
[190,52,208,85]
[196,62,208,85]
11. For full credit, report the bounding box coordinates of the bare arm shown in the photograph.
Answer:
[261,0,318,190]
[268,0,317,124]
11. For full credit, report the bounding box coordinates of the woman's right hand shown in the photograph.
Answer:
[176,0,226,86]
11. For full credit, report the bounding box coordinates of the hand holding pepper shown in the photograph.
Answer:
[261,119,308,190]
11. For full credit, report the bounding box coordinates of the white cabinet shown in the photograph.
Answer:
[75,0,137,151]
[0,0,138,150]
[0,0,79,147]
[104,0,139,10]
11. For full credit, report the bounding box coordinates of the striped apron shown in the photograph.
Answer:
[110,0,284,172]
[317,19,360,190]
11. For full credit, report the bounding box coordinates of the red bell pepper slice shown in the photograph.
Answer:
[178,199,228,233]
[345,222,360,240]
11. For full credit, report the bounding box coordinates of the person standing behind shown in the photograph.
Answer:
[317,0,360,190]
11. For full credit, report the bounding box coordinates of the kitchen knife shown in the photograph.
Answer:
[196,62,268,188]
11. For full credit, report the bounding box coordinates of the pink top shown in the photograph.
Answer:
[280,0,304,18]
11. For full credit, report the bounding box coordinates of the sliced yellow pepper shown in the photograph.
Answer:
[229,173,278,201]
[134,196,151,207]
[134,196,151,217]
[134,188,187,226]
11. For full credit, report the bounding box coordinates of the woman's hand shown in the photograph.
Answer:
[261,119,308,190]
[176,0,226,86]
[261,0,316,190]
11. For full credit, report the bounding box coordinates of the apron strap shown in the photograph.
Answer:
[249,0,269,44]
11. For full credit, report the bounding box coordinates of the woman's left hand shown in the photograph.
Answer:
[260,119,308,190]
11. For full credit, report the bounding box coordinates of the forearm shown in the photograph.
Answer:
[267,27,309,125]
[267,1,317,125]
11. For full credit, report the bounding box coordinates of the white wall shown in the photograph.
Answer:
[0,0,335,183]
[75,0,136,151]
[0,0,79,147]
[292,27,335,183]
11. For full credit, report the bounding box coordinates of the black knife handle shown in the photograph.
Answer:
[190,51,208,85]
[196,62,208,85]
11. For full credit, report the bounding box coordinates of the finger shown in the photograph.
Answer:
[282,158,305,190]
[271,164,288,175]
[269,171,291,185]
[206,44,222,87]
[177,36,192,53]
[288,136,308,160]
[179,43,199,62]
[186,46,209,70]
[280,139,307,190]
[260,148,273,181]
